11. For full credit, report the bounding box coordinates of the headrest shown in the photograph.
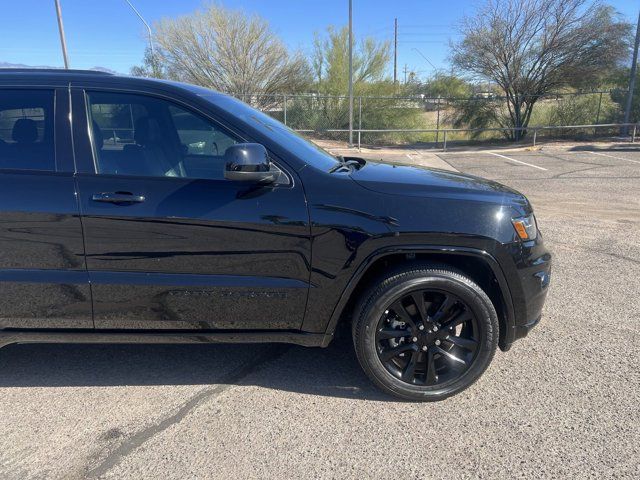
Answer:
[92,121,104,150]
[12,118,38,144]
[134,117,148,145]
[133,117,162,146]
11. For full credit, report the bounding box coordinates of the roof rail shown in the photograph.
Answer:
[0,68,113,75]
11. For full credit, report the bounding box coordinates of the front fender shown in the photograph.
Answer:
[317,245,516,349]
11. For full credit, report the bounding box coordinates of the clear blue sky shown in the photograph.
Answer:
[1,0,638,78]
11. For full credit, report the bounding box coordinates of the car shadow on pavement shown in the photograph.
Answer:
[569,144,640,152]
[0,334,392,401]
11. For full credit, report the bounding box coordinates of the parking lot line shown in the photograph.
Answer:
[488,152,548,171]
[589,151,640,164]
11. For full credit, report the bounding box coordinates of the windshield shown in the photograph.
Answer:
[202,94,340,171]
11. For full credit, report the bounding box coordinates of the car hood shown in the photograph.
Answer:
[349,160,530,209]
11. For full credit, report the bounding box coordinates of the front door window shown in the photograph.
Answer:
[86,91,240,180]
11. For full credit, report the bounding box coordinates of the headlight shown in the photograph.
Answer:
[512,214,537,240]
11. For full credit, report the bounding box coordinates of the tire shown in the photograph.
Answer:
[352,264,498,401]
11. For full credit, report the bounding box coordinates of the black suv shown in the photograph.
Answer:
[0,69,550,401]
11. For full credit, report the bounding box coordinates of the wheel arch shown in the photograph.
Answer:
[323,246,515,350]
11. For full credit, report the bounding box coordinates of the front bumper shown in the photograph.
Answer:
[499,235,551,350]
[514,313,542,341]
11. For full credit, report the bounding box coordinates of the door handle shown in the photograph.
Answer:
[91,192,146,204]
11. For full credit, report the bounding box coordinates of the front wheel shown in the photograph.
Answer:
[352,265,499,401]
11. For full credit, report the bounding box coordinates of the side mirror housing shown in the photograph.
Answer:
[224,143,275,183]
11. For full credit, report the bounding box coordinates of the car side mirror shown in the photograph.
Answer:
[224,143,275,183]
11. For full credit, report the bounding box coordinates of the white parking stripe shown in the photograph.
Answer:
[488,152,548,171]
[589,151,640,164]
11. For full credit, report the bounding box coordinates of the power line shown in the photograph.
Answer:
[411,48,438,72]
[398,41,450,44]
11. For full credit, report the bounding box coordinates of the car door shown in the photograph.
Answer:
[0,86,92,330]
[71,87,311,331]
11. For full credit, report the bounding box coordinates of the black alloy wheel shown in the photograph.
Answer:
[375,289,479,386]
[353,265,498,401]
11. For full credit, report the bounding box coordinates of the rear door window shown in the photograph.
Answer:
[0,90,56,171]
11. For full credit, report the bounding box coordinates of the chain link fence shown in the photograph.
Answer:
[235,90,633,147]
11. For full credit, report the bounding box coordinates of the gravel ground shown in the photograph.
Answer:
[0,145,638,479]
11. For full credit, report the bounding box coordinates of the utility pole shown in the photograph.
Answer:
[403,64,408,84]
[393,18,398,84]
[54,0,70,69]
[624,9,640,132]
[348,0,354,147]
[124,0,156,71]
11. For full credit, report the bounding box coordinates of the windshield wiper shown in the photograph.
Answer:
[329,156,365,173]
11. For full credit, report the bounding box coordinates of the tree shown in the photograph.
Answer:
[286,26,424,143]
[312,26,390,95]
[131,5,311,106]
[452,0,631,139]
[609,68,640,123]
[419,74,474,99]
[130,47,166,79]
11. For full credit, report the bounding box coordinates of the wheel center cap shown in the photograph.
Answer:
[417,324,440,344]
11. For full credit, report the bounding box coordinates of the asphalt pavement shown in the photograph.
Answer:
[1,144,638,479]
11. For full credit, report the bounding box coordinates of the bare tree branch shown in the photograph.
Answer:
[131,4,311,109]
[452,0,631,139]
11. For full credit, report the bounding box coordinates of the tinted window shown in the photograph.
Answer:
[203,94,340,171]
[0,90,55,171]
[169,105,237,157]
[87,91,240,180]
